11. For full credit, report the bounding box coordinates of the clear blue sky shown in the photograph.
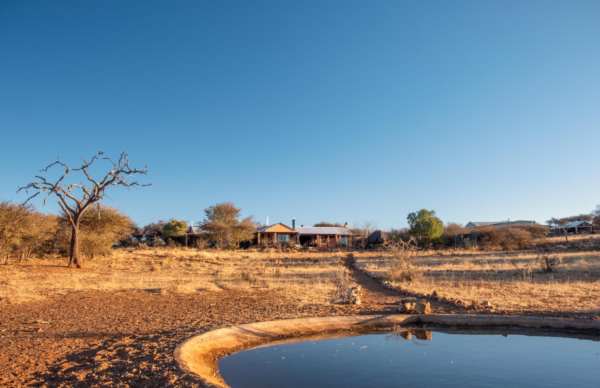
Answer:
[1,1,599,229]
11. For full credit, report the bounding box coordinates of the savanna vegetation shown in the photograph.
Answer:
[356,233,600,316]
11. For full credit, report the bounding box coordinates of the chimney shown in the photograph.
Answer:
[266,217,269,226]
[344,222,349,229]
[292,218,296,230]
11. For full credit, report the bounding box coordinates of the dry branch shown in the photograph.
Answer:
[18,149,150,268]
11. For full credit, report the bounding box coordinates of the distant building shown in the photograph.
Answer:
[254,219,358,248]
[184,225,206,247]
[466,220,537,228]
[553,221,593,235]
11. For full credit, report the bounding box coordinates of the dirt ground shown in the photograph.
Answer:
[0,261,458,388]
[2,240,600,387]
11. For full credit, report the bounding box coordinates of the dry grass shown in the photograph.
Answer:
[0,248,354,305]
[356,236,600,315]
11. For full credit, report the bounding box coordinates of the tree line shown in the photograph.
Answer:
[6,149,600,267]
[0,201,132,264]
[132,202,257,250]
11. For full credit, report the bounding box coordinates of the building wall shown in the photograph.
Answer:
[310,235,353,248]
[254,232,296,245]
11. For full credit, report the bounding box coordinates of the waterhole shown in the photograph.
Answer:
[219,329,600,388]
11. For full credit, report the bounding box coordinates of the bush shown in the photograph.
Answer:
[536,254,561,273]
[478,227,533,250]
[385,244,422,282]
[282,239,297,252]
[0,201,58,263]
[54,204,133,258]
[440,223,469,247]
[259,238,272,250]
[166,238,180,247]
[513,224,548,239]
[136,243,149,250]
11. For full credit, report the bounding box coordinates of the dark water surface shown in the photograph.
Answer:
[219,330,600,388]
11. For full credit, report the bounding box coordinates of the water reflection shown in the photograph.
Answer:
[388,329,433,341]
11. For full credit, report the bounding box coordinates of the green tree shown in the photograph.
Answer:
[407,209,443,244]
[162,219,187,239]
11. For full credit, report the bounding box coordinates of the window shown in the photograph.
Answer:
[321,238,327,243]
[341,237,348,246]
[276,234,289,243]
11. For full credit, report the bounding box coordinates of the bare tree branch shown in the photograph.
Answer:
[18,149,150,268]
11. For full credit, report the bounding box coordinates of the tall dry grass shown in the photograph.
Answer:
[355,241,600,314]
[0,248,354,305]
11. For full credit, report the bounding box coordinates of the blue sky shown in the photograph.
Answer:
[1,1,599,229]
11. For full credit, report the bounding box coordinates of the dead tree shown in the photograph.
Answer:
[19,150,149,268]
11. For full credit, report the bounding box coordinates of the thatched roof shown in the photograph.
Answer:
[367,230,388,244]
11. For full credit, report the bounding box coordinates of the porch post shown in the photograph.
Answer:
[336,235,339,247]
[185,234,188,247]
[257,232,261,245]
[317,235,320,247]
[273,232,277,245]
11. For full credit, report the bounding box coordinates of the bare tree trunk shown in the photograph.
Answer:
[69,224,82,268]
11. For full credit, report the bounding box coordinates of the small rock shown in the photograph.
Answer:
[414,302,431,314]
[397,302,415,313]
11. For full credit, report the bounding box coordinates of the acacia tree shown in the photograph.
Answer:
[19,150,149,268]
[202,202,256,249]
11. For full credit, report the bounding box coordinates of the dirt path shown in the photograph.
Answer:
[344,254,457,315]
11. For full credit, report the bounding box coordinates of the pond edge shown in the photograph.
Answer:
[173,314,600,388]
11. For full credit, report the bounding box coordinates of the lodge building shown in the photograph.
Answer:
[255,219,358,248]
